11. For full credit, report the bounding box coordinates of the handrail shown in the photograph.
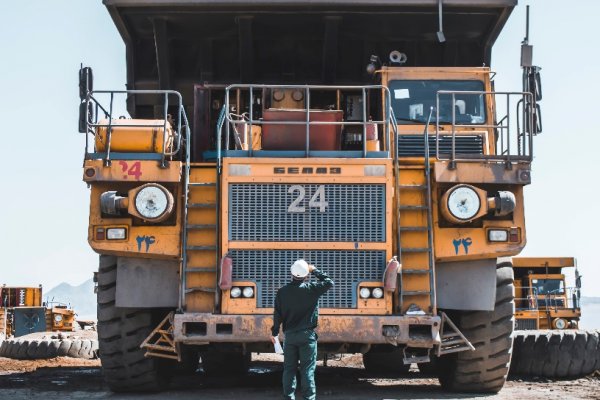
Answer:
[83,89,187,167]
[218,84,393,159]
[435,90,534,166]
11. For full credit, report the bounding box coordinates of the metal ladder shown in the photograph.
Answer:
[181,166,220,312]
[391,108,437,315]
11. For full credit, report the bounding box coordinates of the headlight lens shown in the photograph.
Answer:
[230,287,242,298]
[359,288,371,299]
[488,229,508,242]
[242,287,254,298]
[106,228,127,240]
[553,318,567,329]
[135,185,170,220]
[372,288,384,299]
[54,314,63,323]
[447,185,481,221]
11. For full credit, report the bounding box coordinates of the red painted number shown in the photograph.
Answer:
[118,161,143,180]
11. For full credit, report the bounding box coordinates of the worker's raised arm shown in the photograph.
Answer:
[309,266,334,296]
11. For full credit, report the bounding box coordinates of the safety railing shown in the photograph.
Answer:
[435,90,535,166]
[515,286,539,311]
[217,84,393,162]
[515,286,580,312]
[82,90,189,167]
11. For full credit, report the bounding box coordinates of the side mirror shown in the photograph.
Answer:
[79,101,93,133]
[79,66,93,101]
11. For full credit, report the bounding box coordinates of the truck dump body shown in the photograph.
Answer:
[104,0,516,116]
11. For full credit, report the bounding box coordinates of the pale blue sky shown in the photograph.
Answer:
[0,1,598,299]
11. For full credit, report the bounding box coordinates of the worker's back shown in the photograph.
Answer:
[273,269,334,335]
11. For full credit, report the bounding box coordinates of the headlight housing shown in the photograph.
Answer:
[441,184,487,224]
[359,288,371,299]
[54,314,63,323]
[242,287,255,298]
[129,183,174,222]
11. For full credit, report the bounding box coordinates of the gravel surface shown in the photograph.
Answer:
[0,354,598,399]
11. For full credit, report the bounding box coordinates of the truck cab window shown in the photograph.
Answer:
[389,80,486,125]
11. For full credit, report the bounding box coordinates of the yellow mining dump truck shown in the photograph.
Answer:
[513,257,581,330]
[510,257,600,378]
[0,285,77,337]
[83,0,542,393]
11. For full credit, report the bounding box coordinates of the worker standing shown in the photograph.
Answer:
[271,260,334,400]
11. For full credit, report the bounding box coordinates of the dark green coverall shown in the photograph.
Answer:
[271,268,334,400]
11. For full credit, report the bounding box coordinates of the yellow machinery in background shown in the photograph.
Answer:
[0,285,77,337]
[82,0,545,394]
[513,257,581,330]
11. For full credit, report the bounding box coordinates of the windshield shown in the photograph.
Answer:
[389,80,486,125]
[531,279,565,295]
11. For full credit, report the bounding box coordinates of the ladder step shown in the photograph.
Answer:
[403,269,430,274]
[399,184,426,190]
[399,205,429,211]
[186,224,217,230]
[399,226,428,232]
[403,290,431,296]
[185,286,216,294]
[186,266,217,273]
[441,339,468,346]
[186,246,217,251]
[187,203,217,208]
[189,182,216,187]
[402,247,431,253]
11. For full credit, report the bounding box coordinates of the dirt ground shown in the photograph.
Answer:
[0,354,598,400]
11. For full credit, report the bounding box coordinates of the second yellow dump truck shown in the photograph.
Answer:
[513,257,581,330]
[510,257,600,378]
[83,0,544,394]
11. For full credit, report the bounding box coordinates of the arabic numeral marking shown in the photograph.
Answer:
[287,185,328,213]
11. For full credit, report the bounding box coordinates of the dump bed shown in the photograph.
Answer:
[104,0,516,115]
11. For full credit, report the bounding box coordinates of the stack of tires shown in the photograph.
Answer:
[0,333,98,360]
[510,330,600,378]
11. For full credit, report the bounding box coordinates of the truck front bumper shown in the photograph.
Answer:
[173,313,441,348]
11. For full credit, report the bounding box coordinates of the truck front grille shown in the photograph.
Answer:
[229,249,386,309]
[515,318,538,330]
[229,184,385,242]
[397,134,484,157]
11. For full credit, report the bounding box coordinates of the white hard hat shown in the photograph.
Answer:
[290,259,309,279]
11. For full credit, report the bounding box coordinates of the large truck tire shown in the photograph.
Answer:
[97,255,168,392]
[362,346,411,375]
[201,349,251,376]
[0,337,98,360]
[437,263,515,393]
[510,330,600,378]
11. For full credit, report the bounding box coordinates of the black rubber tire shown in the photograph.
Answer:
[97,255,168,392]
[510,330,600,378]
[201,349,251,376]
[0,337,98,360]
[437,262,515,393]
[362,347,411,375]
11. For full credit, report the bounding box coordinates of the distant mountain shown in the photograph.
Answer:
[45,279,96,320]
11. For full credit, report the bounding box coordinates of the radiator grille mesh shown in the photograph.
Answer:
[398,134,484,157]
[229,250,386,308]
[229,184,385,242]
[515,318,538,330]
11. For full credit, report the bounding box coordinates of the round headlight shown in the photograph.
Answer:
[446,185,481,221]
[230,287,242,298]
[242,287,254,298]
[134,184,173,221]
[372,288,384,299]
[54,314,63,323]
[553,318,567,330]
[359,288,371,299]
